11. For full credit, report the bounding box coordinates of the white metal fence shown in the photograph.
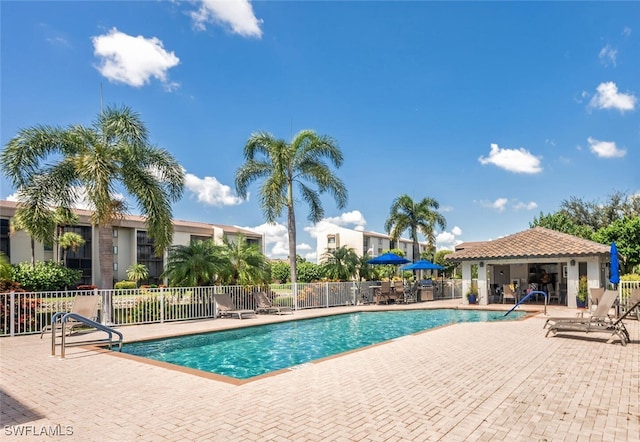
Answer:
[0,278,460,336]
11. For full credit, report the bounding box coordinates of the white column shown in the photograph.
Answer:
[566,260,578,308]
[462,262,472,305]
[478,262,488,305]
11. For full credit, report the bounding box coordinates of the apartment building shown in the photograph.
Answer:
[0,200,264,286]
[316,225,428,263]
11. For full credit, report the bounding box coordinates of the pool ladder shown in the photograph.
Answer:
[50,312,123,359]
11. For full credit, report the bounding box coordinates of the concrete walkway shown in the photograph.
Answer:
[1,300,638,441]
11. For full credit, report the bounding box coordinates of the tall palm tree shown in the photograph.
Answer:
[235,130,347,284]
[218,234,270,286]
[384,195,447,263]
[320,246,358,281]
[163,240,226,287]
[1,105,184,289]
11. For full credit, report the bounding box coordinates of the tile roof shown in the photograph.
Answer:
[445,227,610,261]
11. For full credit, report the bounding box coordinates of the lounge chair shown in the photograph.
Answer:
[254,291,293,315]
[502,284,516,304]
[544,290,628,345]
[40,295,101,338]
[214,293,255,319]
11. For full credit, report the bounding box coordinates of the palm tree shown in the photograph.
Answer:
[218,234,270,286]
[126,263,149,286]
[320,246,358,281]
[384,195,446,263]
[53,207,79,262]
[1,105,184,289]
[235,130,347,284]
[58,232,85,265]
[163,240,226,287]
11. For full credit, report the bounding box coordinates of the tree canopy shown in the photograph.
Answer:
[235,130,347,285]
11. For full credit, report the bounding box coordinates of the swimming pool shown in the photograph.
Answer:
[121,309,525,380]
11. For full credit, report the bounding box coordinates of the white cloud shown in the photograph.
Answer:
[513,201,538,211]
[589,82,637,112]
[304,252,317,261]
[436,231,456,244]
[451,226,462,236]
[623,27,632,37]
[598,44,617,67]
[297,243,312,251]
[185,173,244,206]
[478,143,542,174]
[92,28,180,89]
[476,198,509,212]
[190,0,263,38]
[246,222,288,259]
[304,210,367,239]
[587,137,626,158]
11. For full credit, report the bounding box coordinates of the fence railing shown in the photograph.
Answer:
[0,279,458,336]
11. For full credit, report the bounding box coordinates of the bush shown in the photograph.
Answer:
[12,261,82,292]
[114,280,138,290]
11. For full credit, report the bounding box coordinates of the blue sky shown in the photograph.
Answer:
[2,1,639,261]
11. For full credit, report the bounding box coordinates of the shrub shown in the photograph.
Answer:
[12,261,82,292]
[114,280,138,290]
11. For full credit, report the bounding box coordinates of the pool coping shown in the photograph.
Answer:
[97,306,538,385]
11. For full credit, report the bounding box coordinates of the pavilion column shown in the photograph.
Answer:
[477,262,488,306]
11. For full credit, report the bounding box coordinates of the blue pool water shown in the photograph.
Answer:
[122,309,525,379]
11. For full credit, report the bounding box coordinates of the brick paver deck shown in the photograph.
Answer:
[1,300,638,441]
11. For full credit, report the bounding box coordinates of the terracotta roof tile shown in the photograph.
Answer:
[445,227,610,261]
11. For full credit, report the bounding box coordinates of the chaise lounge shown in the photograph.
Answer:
[214,293,256,319]
[544,290,629,345]
[40,295,101,338]
[254,291,294,315]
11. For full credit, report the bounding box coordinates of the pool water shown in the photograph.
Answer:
[122,309,525,379]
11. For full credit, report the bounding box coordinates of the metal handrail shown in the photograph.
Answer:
[504,290,548,317]
[51,312,123,358]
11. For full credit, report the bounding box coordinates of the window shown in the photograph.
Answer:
[190,235,211,243]
[112,228,118,238]
[64,225,93,286]
[0,219,9,259]
[136,231,163,285]
[113,246,118,255]
[113,262,118,271]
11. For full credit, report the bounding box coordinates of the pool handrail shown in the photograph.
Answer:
[504,290,548,317]
[51,312,123,358]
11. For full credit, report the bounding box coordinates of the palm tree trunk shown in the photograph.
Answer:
[288,206,297,284]
[98,224,114,289]
[30,237,35,266]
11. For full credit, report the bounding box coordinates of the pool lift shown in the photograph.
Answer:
[504,290,548,317]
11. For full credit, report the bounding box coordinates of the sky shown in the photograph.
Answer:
[1,1,639,262]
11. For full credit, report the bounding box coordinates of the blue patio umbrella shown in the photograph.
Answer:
[367,252,410,279]
[367,252,411,265]
[610,242,620,287]
[401,259,444,271]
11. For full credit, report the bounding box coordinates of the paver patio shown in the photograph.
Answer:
[1,300,638,441]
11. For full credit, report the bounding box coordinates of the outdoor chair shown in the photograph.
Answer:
[375,281,391,304]
[544,290,628,345]
[214,293,256,319]
[502,284,516,304]
[40,295,101,338]
[588,287,605,311]
[254,291,293,315]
